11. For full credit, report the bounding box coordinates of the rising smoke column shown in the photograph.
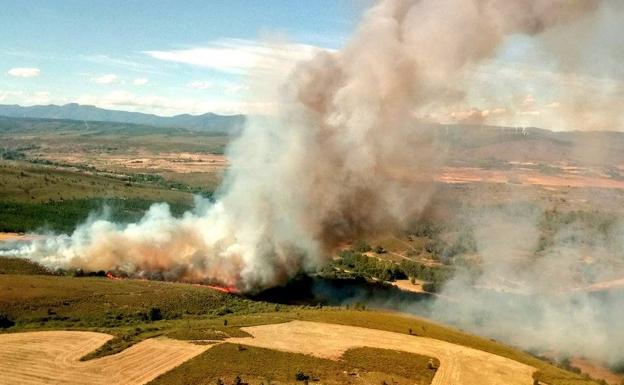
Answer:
[1,0,604,293]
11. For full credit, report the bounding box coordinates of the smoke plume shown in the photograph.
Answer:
[4,1,624,367]
[1,0,607,290]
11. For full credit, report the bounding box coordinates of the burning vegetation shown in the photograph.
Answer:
[2,0,624,373]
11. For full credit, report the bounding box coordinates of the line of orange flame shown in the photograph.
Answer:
[105,272,237,293]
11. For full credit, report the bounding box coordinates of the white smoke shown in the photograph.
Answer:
[1,0,615,299]
[4,0,624,370]
[426,204,624,367]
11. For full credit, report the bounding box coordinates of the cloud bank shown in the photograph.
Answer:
[7,67,40,78]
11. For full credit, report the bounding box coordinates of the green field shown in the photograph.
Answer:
[0,161,195,204]
[0,160,199,233]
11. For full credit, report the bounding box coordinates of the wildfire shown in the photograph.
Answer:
[104,271,237,293]
[105,272,123,280]
[196,283,239,294]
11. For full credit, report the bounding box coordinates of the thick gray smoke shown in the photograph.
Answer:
[2,1,622,366]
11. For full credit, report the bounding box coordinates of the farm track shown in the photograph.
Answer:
[0,331,209,385]
[228,320,536,385]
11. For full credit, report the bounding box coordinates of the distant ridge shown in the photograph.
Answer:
[0,103,245,134]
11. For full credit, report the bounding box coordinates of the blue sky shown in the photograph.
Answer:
[0,1,366,115]
[1,1,621,130]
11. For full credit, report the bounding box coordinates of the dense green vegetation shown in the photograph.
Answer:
[0,160,208,233]
[149,344,438,385]
[320,249,454,293]
[0,198,193,233]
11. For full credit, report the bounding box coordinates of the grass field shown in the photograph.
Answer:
[0,198,193,233]
[0,272,601,385]
[0,161,193,204]
[0,257,50,275]
[0,160,199,233]
[150,343,437,385]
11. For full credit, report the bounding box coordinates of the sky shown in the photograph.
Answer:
[0,0,366,116]
[0,1,622,130]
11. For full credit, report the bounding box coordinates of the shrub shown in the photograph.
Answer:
[148,307,162,321]
[295,370,310,381]
[0,313,15,328]
[353,240,372,253]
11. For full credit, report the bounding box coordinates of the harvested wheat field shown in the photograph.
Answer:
[0,331,210,385]
[229,321,536,385]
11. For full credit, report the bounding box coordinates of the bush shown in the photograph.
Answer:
[148,307,162,321]
[353,240,372,253]
[0,313,15,328]
[295,370,310,381]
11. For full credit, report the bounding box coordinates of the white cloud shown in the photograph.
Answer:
[187,80,213,90]
[75,90,275,116]
[133,77,149,86]
[91,74,119,84]
[0,90,51,105]
[144,38,332,76]
[7,67,40,78]
[224,83,249,94]
[0,90,23,102]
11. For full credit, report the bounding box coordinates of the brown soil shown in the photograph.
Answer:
[392,279,427,293]
[437,167,624,189]
[0,331,210,385]
[46,151,228,174]
[228,320,536,385]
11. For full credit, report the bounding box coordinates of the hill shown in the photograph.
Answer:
[0,103,245,135]
[0,273,601,385]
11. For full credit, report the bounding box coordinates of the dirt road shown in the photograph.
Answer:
[0,232,40,242]
[229,320,536,385]
[0,331,209,385]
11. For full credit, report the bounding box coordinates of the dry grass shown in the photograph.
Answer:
[0,331,209,385]
[228,320,534,385]
[149,342,437,385]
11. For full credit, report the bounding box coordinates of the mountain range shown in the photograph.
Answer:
[0,103,245,134]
